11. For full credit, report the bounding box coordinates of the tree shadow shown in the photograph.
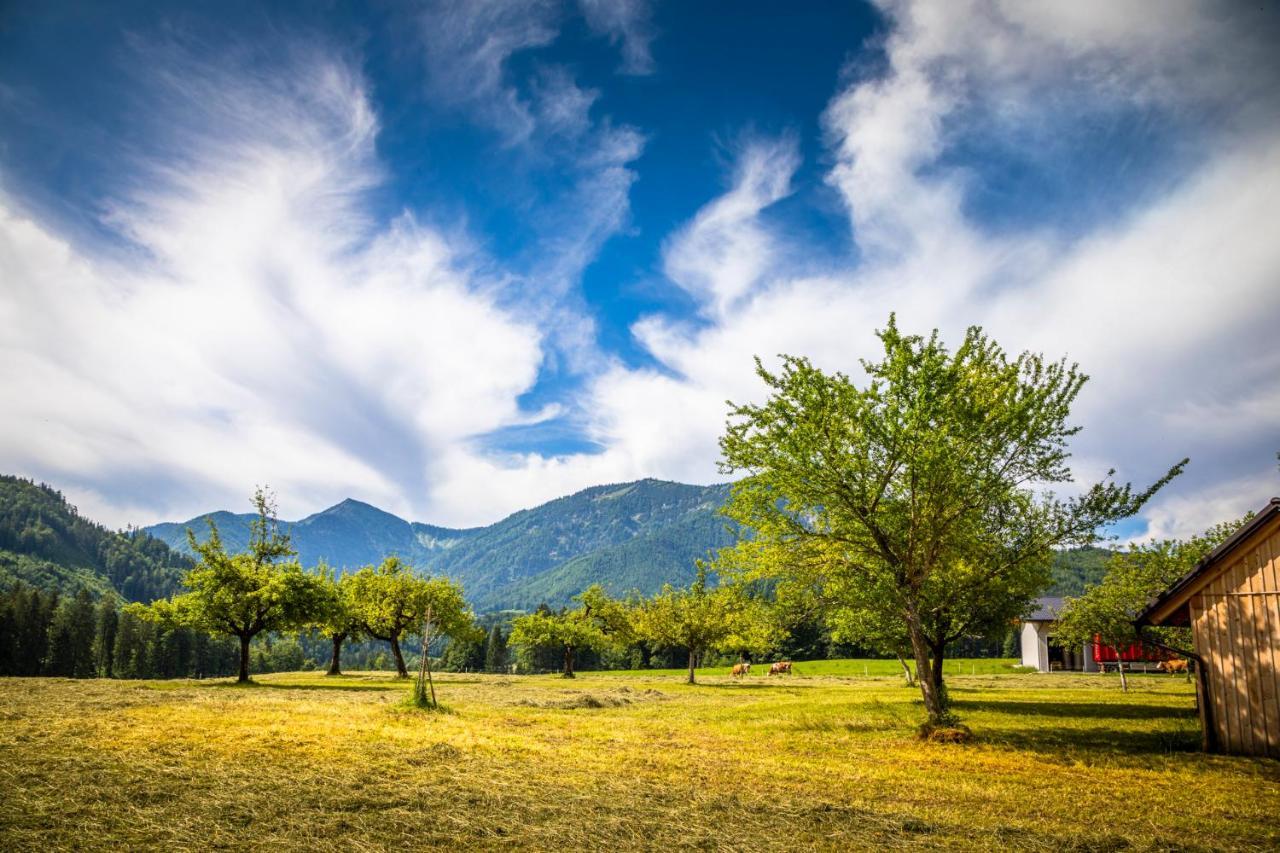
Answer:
[951,698,1194,721]
[202,679,403,693]
[695,682,803,691]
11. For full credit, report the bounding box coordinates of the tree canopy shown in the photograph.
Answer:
[347,556,476,678]
[714,316,1185,725]
[139,489,327,682]
[633,564,774,683]
[509,585,630,677]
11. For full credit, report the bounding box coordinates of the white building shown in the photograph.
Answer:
[1019,596,1097,673]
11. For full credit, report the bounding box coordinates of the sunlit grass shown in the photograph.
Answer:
[2,665,1277,851]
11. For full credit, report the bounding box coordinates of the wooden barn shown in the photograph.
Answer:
[1137,498,1280,758]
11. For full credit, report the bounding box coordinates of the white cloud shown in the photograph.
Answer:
[577,0,656,75]
[663,136,800,318]
[0,47,548,527]
[580,0,1280,539]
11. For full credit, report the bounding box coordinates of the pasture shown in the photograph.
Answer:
[2,665,1277,851]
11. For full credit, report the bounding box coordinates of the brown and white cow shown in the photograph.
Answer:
[731,662,751,678]
[768,661,792,676]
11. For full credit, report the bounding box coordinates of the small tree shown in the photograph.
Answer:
[715,316,1186,725]
[484,624,508,673]
[94,594,119,677]
[633,565,766,684]
[141,488,328,682]
[346,556,452,678]
[509,585,629,678]
[315,565,362,677]
[410,576,478,709]
[1055,519,1245,692]
[45,587,97,678]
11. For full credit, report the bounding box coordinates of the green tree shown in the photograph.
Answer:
[315,566,362,676]
[509,585,629,678]
[45,587,97,677]
[633,565,766,684]
[140,488,328,682]
[715,316,1185,725]
[94,594,119,677]
[1054,518,1245,692]
[484,624,508,673]
[112,606,145,678]
[347,557,476,679]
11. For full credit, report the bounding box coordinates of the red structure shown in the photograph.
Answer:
[1091,636,1173,663]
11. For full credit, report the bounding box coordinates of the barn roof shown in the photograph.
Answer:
[1025,596,1066,622]
[1136,497,1280,627]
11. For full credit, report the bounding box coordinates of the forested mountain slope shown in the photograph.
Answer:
[148,479,734,609]
[0,476,191,601]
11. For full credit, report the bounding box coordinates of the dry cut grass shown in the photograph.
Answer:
[1,667,1277,851]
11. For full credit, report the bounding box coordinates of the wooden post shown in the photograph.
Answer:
[416,605,437,709]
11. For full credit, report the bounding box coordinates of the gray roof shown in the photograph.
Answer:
[1026,596,1066,622]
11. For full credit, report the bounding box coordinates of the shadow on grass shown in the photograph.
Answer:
[978,724,1203,758]
[951,698,1196,721]
[695,682,805,691]
[202,679,404,693]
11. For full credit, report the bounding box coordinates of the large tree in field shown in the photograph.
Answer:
[142,489,329,683]
[347,556,475,678]
[1054,518,1245,692]
[715,316,1185,726]
[509,585,629,678]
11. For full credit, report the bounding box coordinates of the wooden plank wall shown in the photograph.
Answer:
[1189,516,1280,758]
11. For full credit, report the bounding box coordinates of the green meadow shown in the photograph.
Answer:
[2,664,1277,851]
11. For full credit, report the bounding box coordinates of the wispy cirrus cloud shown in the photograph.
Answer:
[0,40,549,526]
[570,0,1280,540]
[577,0,656,76]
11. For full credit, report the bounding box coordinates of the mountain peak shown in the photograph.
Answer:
[311,497,398,520]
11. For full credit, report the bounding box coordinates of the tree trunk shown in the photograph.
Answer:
[687,648,697,684]
[1117,660,1128,693]
[930,640,946,698]
[907,617,945,724]
[327,633,346,676]
[896,650,915,685]
[237,634,251,683]
[390,635,408,678]
[562,645,576,678]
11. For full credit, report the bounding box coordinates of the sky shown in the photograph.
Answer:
[1,1,1278,538]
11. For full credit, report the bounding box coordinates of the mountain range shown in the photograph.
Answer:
[145,479,738,610]
[2,472,1109,612]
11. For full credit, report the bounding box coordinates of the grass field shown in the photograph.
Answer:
[2,663,1278,851]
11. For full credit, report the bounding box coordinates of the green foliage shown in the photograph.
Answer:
[346,556,477,678]
[483,624,508,673]
[509,585,630,676]
[714,316,1185,723]
[1054,517,1249,681]
[632,565,778,683]
[1048,546,1115,596]
[0,475,191,601]
[140,489,329,681]
[44,587,97,677]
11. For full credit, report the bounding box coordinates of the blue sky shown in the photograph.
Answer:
[1,1,1278,537]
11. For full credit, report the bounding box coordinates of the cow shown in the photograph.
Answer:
[768,661,793,676]
[731,662,751,678]
[1158,658,1189,675]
